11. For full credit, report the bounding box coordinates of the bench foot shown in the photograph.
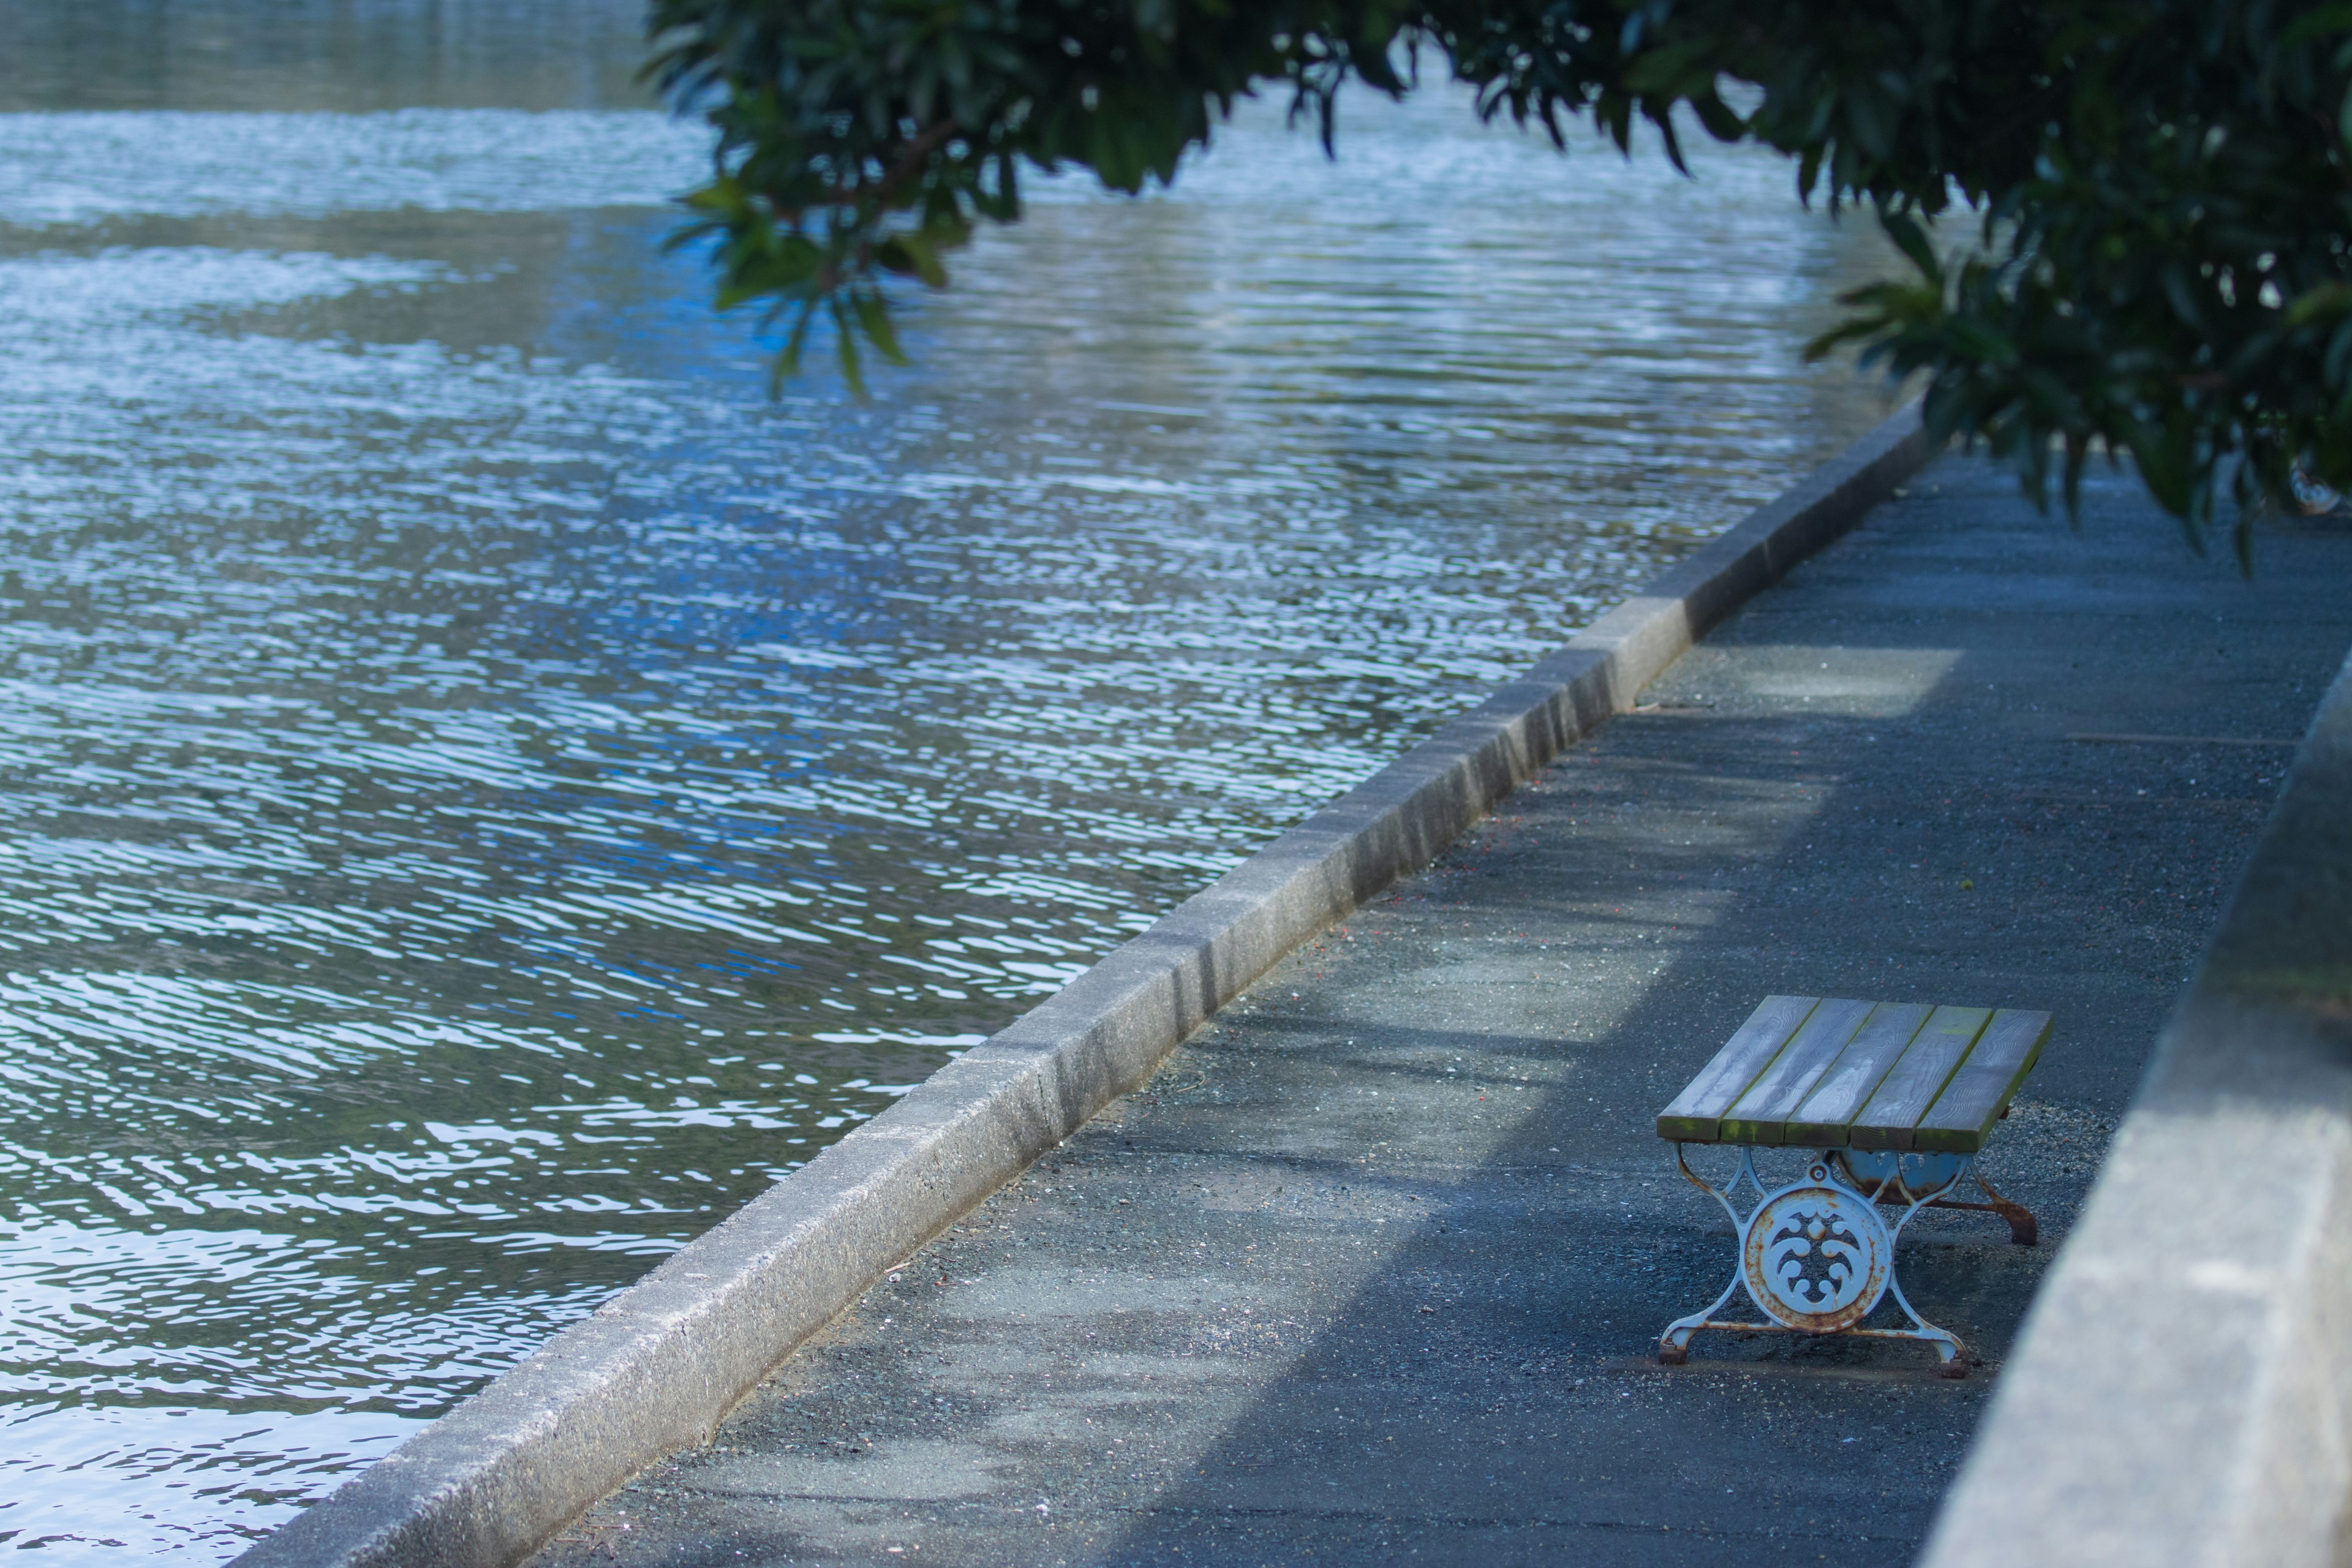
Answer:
[1969,1174,2038,1246]
[1659,1144,1973,1372]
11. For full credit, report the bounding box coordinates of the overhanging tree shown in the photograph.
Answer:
[646,0,2352,546]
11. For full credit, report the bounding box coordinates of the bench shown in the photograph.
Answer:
[1653,996,2051,1376]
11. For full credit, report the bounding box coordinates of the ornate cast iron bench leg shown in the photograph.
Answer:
[1657,1143,1972,1377]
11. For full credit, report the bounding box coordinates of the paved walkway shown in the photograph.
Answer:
[532,456,2352,1567]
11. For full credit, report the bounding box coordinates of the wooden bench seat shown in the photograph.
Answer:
[1658,996,2052,1153]
[1653,995,2052,1374]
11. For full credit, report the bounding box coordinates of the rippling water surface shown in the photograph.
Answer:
[0,2,1901,1555]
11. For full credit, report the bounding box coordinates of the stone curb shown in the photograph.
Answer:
[1920,641,2352,1568]
[235,404,1930,1568]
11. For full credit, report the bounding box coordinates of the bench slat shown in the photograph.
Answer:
[1782,1001,1936,1147]
[1718,997,1876,1145]
[1654,995,1818,1142]
[1912,1009,2053,1154]
[1847,1005,1992,1151]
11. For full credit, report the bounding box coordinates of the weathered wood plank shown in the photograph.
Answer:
[1848,1005,1992,1151]
[1655,995,1819,1142]
[1718,997,1876,1145]
[1912,1009,2054,1153]
[1782,1000,1936,1147]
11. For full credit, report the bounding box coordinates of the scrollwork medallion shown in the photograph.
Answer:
[1738,1164,1891,1332]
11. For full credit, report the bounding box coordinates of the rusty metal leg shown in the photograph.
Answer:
[1969,1172,2037,1246]
[1910,1184,2037,1245]
[1659,1270,1742,1365]
[1877,1160,1973,1378]
[1659,1145,1760,1365]
[1836,1150,2038,1246]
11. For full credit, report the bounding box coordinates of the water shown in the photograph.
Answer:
[0,3,1902,1555]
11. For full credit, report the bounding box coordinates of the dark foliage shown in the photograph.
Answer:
[647,0,2352,540]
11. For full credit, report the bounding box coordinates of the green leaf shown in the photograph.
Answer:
[1877,208,1943,285]
[851,290,908,363]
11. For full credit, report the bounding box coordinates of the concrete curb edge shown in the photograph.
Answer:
[1920,642,2352,1568]
[238,404,1931,1568]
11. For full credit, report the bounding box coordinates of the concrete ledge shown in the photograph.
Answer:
[235,405,1929,1568]
[1921,645,2352,1568]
